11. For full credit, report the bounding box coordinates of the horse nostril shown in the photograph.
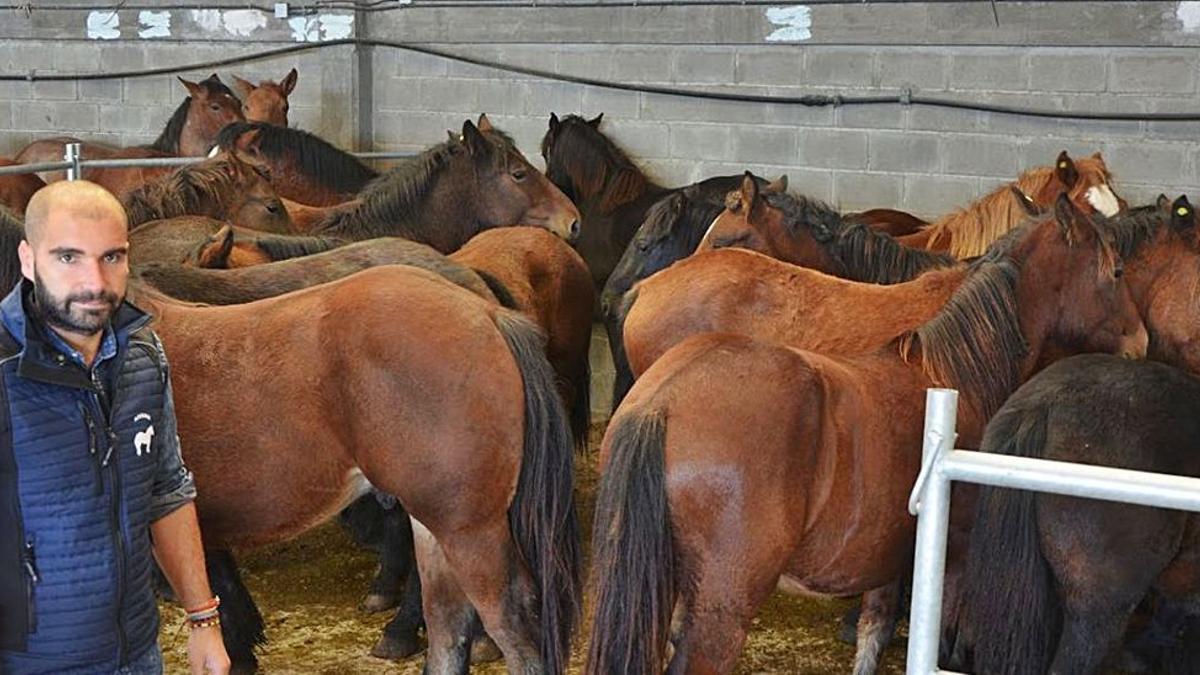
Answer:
[569,219,581,240]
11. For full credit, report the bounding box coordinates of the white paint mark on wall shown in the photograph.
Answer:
[138,11,171,38]
[765,5,812,42]
[86,11,120,40]
[224,9,267,36]
[1178,1,1200,32]
[190,9,222,32]
[288,16,320,42]
[288,14,354,42]
[320,14,354,40]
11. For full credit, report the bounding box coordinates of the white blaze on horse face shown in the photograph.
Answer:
[1086,184,1121,217]
[696,214,724,253]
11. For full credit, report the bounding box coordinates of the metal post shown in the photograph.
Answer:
[906,388,958,675]
[64,143,82,181]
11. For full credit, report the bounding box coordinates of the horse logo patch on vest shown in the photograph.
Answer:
[133,413,154,457]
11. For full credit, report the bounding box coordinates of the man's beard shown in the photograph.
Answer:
[32,269,121,336]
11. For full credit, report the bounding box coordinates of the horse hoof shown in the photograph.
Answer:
[469,635,503,664]
[359,592,399,613]
[370,634,423,661]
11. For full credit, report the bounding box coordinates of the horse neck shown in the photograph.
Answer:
[415,166,479,252]
[177,113,217,157]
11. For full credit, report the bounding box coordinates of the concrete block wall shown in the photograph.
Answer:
[2,2,1200,215]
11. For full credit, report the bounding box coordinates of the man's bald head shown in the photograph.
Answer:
[24,181,127,246]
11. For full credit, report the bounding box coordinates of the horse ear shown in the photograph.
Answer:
[177,77,203,98]
[1170,195,1195,232]
[1158,194,1171,210]
[1055,150,1079,189]
[1010,185,1040,217]
[477,113,494,133]
[738,172,760,214]
[236,128,262,157]
[279,68,298,96]
[587,113,604,128]
[548,112,560,131]
[460,119,491,158]
[447,130,458,142]
[196,225,236,269]
[231,75,254,99]
[766,175,788,194]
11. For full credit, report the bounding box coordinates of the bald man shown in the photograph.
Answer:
[0,181,229,674]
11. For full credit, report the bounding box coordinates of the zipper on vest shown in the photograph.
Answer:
[92,378,129,667]
[22,536,38,633]
[79,402,103,496]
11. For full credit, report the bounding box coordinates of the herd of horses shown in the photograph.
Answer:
[1,70,1198,675]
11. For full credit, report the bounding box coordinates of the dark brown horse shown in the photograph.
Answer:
[317,115,579,251]
[128,266,579,674]
[896,151,1125,258]
[601,174,767,411]
[215,122,378,206]
[846,207,929,238]
[587,203,1147,675]
[956,354,1200,675]
[0,158,45,215]
[135,231,496,305]
[122,152,292,233]
[127,216,330,272]
[15,75,243,187]
[540,113,671,292]
[230,69,298,127]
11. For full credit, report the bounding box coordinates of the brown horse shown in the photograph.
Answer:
[451,227,595,448]
[897,151,1125,258]
[122,152,292,233]
[695,174,958,283]
[0,158,45,215]
[540,112,671,293]
[846,207,929,238]
[315,115,579,251]
[128,266,579,674]
[587,203,1147,675]
[215,122,378,206]
[231,69,297,127]
[15,75,242,186]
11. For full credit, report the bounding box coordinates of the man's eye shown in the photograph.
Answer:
[58,254,75,264]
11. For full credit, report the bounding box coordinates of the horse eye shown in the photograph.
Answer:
[512,169,528,182]
[1113,267,1124,279]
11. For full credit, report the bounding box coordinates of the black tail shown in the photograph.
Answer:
[472,267,521,310]
[494,311,581,674]
[607,286,639,414]
[957,407,1060,674]
[567,351,591,451]
[586,410,674,675]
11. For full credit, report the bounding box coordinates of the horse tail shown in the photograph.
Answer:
[472,267,521,310]
[607,285,639,414]
[567,350,591,452]
[958,406,1060,674]
[586,409,674,675]
[493,311,580,674]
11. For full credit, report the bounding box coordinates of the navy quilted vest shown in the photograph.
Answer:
[0,282,168,674]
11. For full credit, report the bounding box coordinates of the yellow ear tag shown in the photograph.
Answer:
[1177,207,1190,217]
[1058,161,1068,169]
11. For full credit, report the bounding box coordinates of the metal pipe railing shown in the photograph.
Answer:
[0,147,415,178]
[905,388,1200,675]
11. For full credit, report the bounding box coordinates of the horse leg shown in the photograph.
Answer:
[852,580,903,675]
[1050,606,1133,675]
[422,517,543,674]
[372,532,426,660]
[206,549,266,675]
[410,517,475,675]
[364,502,413,613]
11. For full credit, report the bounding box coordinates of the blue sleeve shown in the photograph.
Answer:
[148,350,196,523]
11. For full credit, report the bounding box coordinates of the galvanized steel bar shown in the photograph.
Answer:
[0,161,70,176]
[81,157,203,169]
[942,451,1200,512]
[905,389,958,675]
[64,143,81,181]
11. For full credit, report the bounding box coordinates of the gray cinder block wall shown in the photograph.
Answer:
[3,1,1200,215]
